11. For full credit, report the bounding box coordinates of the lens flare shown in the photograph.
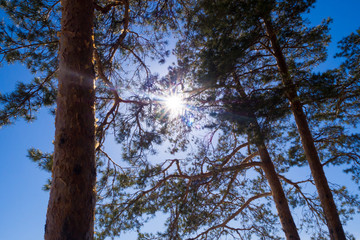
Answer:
[164,94,184,117]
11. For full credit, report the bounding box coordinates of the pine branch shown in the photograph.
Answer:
[94,0,126,14]
[188,192,272,240]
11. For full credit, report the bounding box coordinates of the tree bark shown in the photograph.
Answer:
[45,0,96,239]
[235,79,300,240]
[263,17,346,240]
[258,145,300,240]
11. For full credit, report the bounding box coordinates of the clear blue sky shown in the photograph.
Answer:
[0,1,359,239]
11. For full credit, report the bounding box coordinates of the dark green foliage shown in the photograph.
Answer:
[92,0,360,237]
[27,147,53,190]
[165,0,359,238]
[27,147,53,172]
[337,28,360,77]
[0,0,59,72]
[287,26,360,187]
[0,0,59,125]
[95,135,283,239]
[0,76,56,125]
[1,0,360,239]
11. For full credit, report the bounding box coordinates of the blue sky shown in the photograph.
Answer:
[0,1,360,239]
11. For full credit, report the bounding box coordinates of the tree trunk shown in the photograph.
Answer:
[45,0,96,239]
[263,17,346,240]
[257,145,300,240]
[235,79,300,240]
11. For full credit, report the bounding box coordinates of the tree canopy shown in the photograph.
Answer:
[0,0,359,239]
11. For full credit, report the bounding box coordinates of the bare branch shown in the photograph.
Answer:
[188,192,272,240]
[278,174,326,225]
[108,0,129,62]
[94,0,125,14]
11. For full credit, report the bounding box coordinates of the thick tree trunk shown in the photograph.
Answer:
[45,0,96,239]
[235,81,300,240]
[263,17,346,240]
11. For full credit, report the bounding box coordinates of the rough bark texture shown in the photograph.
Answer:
[45,0,96,239]
[257,145,300,240]
[235,82,300,240]
[263,17,346,240]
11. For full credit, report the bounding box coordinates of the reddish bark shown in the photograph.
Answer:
[263,16,346,240]
[45,0,96,239]
[235,81,300,240]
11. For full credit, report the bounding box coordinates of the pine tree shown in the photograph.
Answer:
[232,73,300,240]
[91,1,359,238]
[172,30,301,239]
[0,0,184,238]
[43,0,96,238]
[93,63,292,239]
[1,0,358,239]
[261,6,345,240]
[177,0,349,239]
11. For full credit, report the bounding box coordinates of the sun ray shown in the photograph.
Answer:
[164,93,185,117]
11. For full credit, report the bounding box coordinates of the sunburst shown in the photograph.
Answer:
[164,93,185,117]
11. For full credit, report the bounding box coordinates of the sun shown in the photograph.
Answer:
[164,94,185,117]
